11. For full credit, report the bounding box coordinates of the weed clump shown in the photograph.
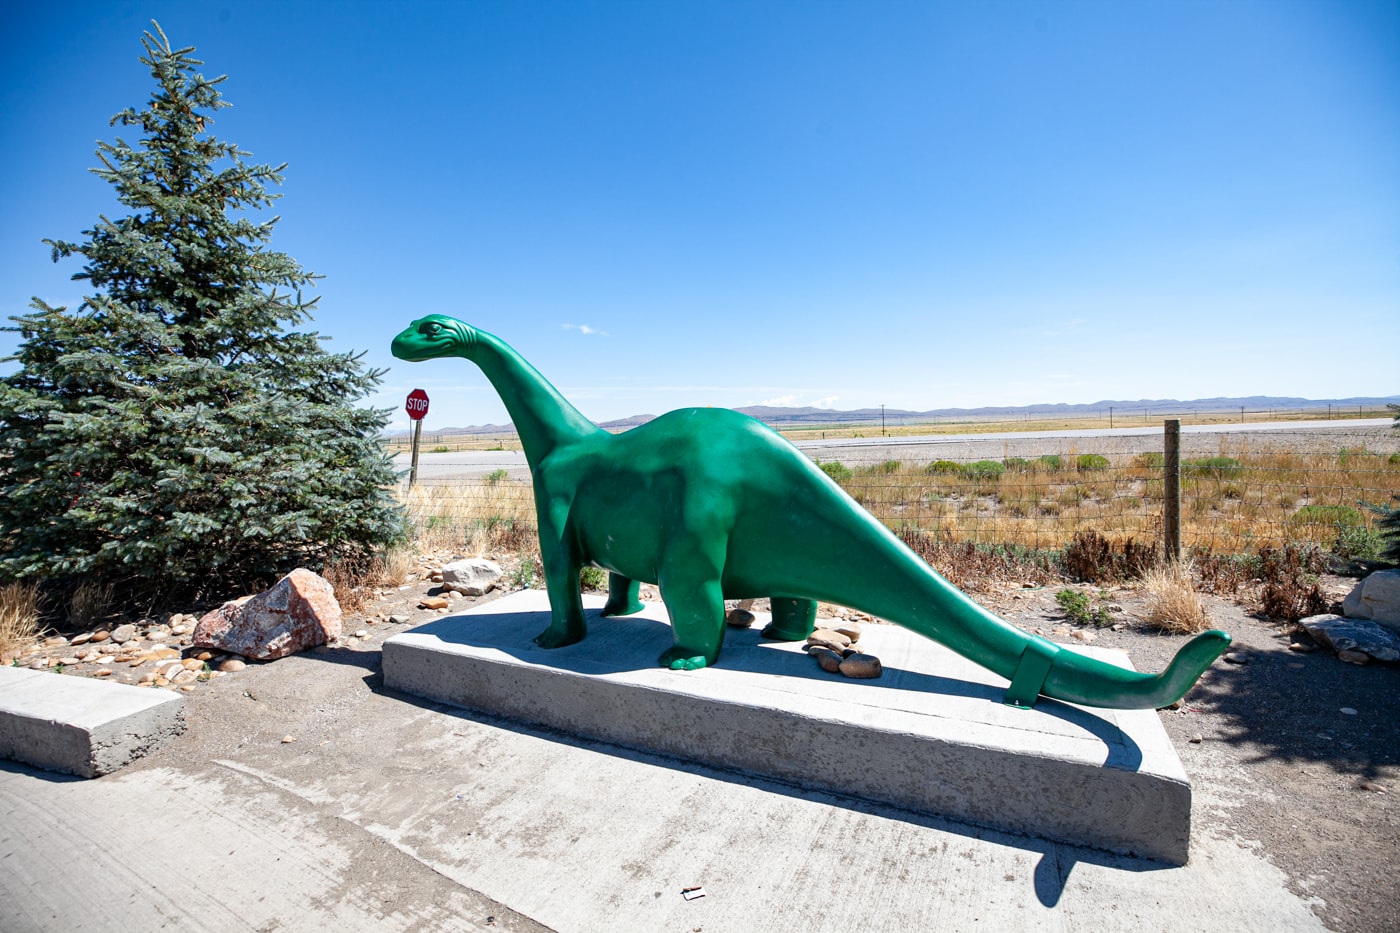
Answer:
[818,460,853,482]
[925,460,964,475]
[1185,457,1243,479]
[1062,529,1158,583]
[1140,562,1212,634]
[1076,454,1110,471]
[1055,588,1113,627]
[0,582,41,659]
[1257,544,1329,623]
[965,460,1005,480]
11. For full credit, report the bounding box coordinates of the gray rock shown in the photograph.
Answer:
[812,648,843,673]
[442,558,503,596]
[1341,570,1400,633]
[1301,614,1400,663]
[109,624,137,644]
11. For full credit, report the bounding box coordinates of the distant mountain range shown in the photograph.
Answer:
[389,394,1399,438]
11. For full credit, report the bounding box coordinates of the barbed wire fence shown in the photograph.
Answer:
[393,423,1400,562]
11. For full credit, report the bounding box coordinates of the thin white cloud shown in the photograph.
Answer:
[757,394,800,407]
[562,323,609,336]
[812,395,840,409]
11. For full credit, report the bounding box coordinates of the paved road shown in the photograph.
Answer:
[394,418,1396,482]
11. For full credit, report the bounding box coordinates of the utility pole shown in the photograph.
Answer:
[881,404,886,436]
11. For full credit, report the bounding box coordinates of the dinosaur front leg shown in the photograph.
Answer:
[760,597,817,641]
[656,535,727,671]
[600,573,643,617]
[533,495,587,649]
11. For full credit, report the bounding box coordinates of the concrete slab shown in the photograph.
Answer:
[383,591,1193,863]
[0,664,185,777]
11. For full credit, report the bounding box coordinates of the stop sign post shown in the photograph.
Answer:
[406,389,429,487]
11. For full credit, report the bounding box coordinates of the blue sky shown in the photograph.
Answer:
[2,1,1396,432]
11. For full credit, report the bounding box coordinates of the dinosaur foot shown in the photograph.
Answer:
[759,623,809,641]
[658,647,712,671]
[534,627,585,650]
[600,598,644,617]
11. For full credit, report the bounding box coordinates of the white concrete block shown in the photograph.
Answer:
[0,665,185,777]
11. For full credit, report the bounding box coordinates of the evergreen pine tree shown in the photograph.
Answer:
[0,23,404,600]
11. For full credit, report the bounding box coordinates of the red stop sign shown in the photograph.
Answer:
[405,388,430,421]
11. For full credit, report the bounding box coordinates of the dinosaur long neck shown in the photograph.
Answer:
[469,331,603,466]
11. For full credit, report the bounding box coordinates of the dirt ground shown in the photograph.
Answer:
[989,576,1400,933]
[9,559,1399,932]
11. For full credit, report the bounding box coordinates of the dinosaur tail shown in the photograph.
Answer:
[1006,628,1231,710]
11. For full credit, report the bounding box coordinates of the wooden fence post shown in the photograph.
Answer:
[409,419,423,489]
[1164,419,1181,562]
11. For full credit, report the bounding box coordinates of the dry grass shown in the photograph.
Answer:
[399,480,536,554]
[1,581,42,658]
[833,445,1400,555]
[67,580,114,629]
[1139,562,1212,634]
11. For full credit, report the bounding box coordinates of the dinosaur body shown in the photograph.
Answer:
[392,315,1229,709]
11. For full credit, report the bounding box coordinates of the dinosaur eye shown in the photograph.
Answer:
[423,322,441,335]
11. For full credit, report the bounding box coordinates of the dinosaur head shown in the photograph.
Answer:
[391,315,480,361]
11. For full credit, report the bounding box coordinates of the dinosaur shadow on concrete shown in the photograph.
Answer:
[404,605,1145,774]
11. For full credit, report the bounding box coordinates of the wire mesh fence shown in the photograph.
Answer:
[392,423,1400,560]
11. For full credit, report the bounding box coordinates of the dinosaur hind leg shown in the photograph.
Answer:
[656,535,727,671]
[600,573,643,617]
[761,597,817,641]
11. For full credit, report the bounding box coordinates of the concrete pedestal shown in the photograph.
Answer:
[383,591,1193,863]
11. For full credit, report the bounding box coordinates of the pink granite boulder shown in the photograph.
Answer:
[193,568,342,660]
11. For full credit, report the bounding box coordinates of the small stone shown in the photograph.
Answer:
[155,647,180,660]
[389,614,410,625]
[1360,782,1386,793]
[1288,662,1305,670]
[1289,642,1315,653]
[1161,698,1185,710]
[1222,652,1248,664]
[90,630,110,643]
[1189,734,1204,744]
[218,658,247,672]
[813,648,843,673]
[195,651,213,662]
[179,685,196,692]
[354,629,368,639]
[419,596,450,611]
[154,677,169,687]
[28,660,47,670]
[70,632,94,646]
[91,669,112,678]
[110,624,137,643]
[1338,649,1370,665]
[45,635,69,647]
[181,658,204,671]
[838,653,883,679]
[93,656,114,665]
[806,628,851,651]
[1070,630,1096,642]
[56,657,80,666]
[1340,708,1358,716]
[139,673,156,685]
[281,735,296,744]
[171,669,198,685]
[725,609,755,628]
[833,624,861,642]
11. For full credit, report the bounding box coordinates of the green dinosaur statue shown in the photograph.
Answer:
[391,315,1230,709]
